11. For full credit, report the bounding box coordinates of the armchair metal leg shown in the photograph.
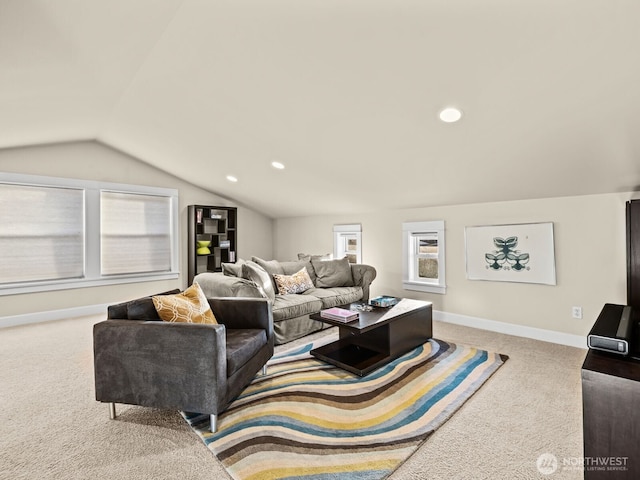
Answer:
[262,365,268,375]
[210,414,217,433]
[109,402,116,420]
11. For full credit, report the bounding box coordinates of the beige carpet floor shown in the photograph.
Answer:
[0,315,586,480]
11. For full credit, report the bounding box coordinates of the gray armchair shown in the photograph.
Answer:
[93,294,273,433]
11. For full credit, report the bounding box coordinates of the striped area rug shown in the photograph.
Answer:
[182,337,507,480]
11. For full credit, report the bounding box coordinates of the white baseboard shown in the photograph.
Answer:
[0,304,589,350]
[0,303,110,328]
[434,310,587,349]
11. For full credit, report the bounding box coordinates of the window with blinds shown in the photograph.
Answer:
[101,191,172,275]
[0,183,85,284]
[0,173,179,295]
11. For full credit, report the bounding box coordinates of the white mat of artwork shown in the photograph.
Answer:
[465,222,556,285]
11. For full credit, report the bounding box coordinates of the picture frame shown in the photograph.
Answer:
[465,222,556,285]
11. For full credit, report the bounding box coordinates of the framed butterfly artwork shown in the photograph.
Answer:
[465,222,556,285]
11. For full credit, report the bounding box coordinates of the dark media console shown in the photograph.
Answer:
[581,200,640,479]
[582,349,640,479]
[582,304,640,480]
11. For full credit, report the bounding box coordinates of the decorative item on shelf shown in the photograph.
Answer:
[196,240,211,255]
[196,208,203,224]
[219,240,231,248]
[229,251,236,262]
[210,213,222,219]
[369,296,399,308]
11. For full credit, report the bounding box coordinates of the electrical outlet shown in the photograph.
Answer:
[572,306,583,319]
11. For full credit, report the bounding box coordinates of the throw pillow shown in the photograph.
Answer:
[251,256,285,291]
[222,258,246,277]
[280,260,317,285]
[152,282,217,324]
[311,257,354,288]
[273,267,315,295]
[241,261,276,303]
[251,257,285,276]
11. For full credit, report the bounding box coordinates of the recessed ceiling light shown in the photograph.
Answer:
[271,161,285,170]
[226,175,238,183]
[439,107,463,123]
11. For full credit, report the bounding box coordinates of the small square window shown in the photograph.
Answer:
[333,224,362,263]
[402,221,446,294]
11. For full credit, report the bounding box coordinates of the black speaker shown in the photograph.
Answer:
[587,304,636,355]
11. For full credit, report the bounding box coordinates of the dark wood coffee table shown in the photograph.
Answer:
[309,298,432,376]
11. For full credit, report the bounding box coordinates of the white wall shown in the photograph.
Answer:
[274,192,636,339]
[0,141,273,320]
[2,142,635,340]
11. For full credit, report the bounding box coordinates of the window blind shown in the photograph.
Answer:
[0,183,84,284]
[100,191,172,275]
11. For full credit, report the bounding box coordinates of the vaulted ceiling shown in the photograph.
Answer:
[2,0,639,218]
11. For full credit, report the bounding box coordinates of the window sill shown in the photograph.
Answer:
[403,281,447,295]
[0,271,180,296]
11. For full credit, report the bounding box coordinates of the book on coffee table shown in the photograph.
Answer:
[320,307,359,323]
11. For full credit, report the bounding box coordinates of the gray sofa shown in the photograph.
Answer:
[195,256,377,344]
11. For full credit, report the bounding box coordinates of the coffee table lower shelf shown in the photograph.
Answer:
[310,339,390,377]
[310,298,433,377]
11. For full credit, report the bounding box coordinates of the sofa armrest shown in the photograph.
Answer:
[350,264,377,302]
[93,320,227,413]
[208,297,274,343]
[195,272,265,299]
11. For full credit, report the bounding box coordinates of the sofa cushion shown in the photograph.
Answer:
[311,257,354,287]
[126,297,163,320]
[222,258,246,277]
[302,286,363,309]
[251,257,284,276]
[251,256,284,291]
[273,267,314,295]
[225,329,267,377]
[152,283,218,324]
[272,294,323,322]
[242,262,276,303]
[196,272,264,299]
[280,259,317,285]
[298,253,332,262]
[107,289,181,320]
[107,302,129,320]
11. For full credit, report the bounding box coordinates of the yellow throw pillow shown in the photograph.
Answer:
[152,282,217,324]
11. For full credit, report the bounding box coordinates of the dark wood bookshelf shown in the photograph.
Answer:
[187,205,237,285]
